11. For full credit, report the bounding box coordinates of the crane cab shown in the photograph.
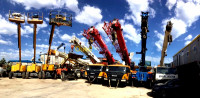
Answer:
[85,64,106,83]
[103,64,131,87]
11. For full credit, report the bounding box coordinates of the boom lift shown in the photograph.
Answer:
[103,19,132,87]
[40,11,72,79]
[8,10,26,79]
[83,26,115,84]
[69,36,101,63]
[26,12,43,79]
[132,12,153,87]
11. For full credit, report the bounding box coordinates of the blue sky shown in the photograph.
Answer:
[0,0,199,66]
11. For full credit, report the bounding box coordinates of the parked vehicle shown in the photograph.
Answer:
[152,79,183,98]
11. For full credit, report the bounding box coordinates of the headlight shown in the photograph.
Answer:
[106,67,108,71]
[86,67,89,70]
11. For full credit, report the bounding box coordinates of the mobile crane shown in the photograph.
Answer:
[26,12,43,79]
[40,10,72,79]
[102,19,132,87]
[83,26,116,84]
[132,12,153,87]
[8,10,26,79]
[152,21,178,84]
[69,36,101,64]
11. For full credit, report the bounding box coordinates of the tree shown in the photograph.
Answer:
[0,58,6,67]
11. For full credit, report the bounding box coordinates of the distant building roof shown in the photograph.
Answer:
[8,60,42,63]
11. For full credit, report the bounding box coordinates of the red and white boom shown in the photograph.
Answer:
[103,19,131,65]
[83,26,115,64]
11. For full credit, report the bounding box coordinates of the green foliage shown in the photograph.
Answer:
[0,58,7,67]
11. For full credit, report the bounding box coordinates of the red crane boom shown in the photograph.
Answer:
[103,19,131,65]
[83,26,115,64]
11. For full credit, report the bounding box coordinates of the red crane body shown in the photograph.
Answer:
[83,26,115,64]
[103,19,131,65]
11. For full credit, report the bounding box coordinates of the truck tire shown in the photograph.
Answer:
[61,72,65,81]
[38,71,42,79]
[26,72,29,79]
[42,71,46,79]
[53,73,57,79]
[22,72,26,79]
[9,72,13,79]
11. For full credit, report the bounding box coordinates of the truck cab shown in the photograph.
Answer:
[104,64,130,87]
[85,64,106,83]
[152,66,178,84]
[132,61,153,87]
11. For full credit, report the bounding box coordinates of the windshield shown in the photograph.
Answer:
[107,66,126,72]
[157,67,177,74]
[145,61,151,66]
[87,66,102,71]
[139,67,148,72]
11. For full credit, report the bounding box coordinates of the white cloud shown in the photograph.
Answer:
[166,0,177,10]
[125,0,156,25]
[0,14,17,35]
[10,0,80,13]
[0,39,13,45]
[162,18,187,40]
[154,30,164,51]
[184,40,191,46]
[60,34,74,41]
[64,0,80,14]
[162,0,200,40]
[146,56,173,64]
[184,34,192,40]
[175,0,200,27]
[95,22,107,37]
[0,14,47,37]
[36,44,49,48]
[75,5,103,26]
[122,24,141,44]
[45,17,49,22]
[36,44,57,49]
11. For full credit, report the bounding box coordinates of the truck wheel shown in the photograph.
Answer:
[26,72,29,79]
[53,73,57,79]
[9,72,13,79]
[61,72,65,81]
[42,71,46,79]
[22,72,26,79]
[38,71,42,79]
